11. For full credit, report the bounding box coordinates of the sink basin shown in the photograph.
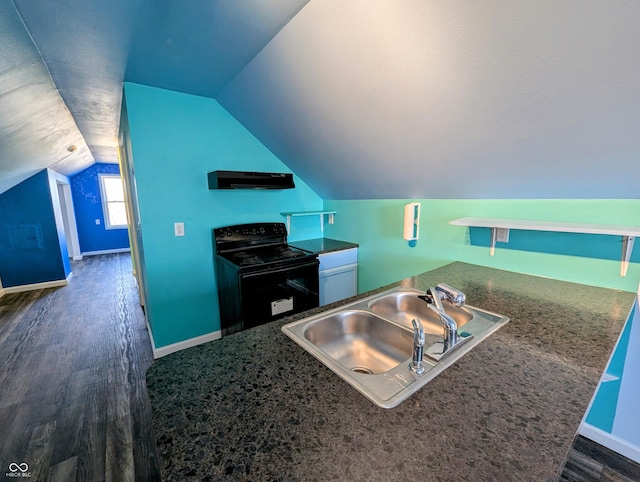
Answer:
[304,310,431,374]
[369,292,472,334]
[282,286,509,408]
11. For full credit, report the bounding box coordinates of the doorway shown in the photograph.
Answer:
[56,180,81,260]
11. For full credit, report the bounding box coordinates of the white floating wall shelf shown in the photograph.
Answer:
[450,217,640,277]
[281,211,336,234]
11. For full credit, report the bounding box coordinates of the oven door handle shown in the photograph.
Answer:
[240,259,319,278]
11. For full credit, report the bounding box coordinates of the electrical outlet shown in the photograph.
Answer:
[496,228,510,243]
[95,219,101,225]
[174,222,185,237]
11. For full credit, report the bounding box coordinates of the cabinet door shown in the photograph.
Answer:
[319,264,357,306]
[318,248,358,270]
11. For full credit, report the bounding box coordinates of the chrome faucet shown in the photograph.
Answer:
[425,284,466,352]
[432,283,466,307]
[409,283,470,368]
[409,318,426,375]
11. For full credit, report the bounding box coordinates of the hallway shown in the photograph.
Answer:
[0,253,160,481]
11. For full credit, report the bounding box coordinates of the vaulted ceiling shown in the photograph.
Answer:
[0,0,309,193]
[1,0,638,198]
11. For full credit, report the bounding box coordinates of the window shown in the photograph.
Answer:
[99,174,127,229]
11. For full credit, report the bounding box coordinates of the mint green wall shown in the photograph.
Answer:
[324,199,640,293]
[123,83,323,348]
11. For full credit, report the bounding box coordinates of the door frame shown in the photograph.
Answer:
[55,179,82,260]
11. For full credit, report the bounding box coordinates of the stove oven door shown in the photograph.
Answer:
[238,259,319,332]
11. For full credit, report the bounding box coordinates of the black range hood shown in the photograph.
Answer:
[208,170,295,190]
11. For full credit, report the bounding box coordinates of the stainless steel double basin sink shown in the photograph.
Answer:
[282,286,509,408]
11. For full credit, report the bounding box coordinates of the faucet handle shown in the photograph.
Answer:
[427,287,445,312]
[412,318,425,347]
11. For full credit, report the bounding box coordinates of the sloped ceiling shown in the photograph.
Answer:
[1,0,309,194]
[11,0,146,169]
[218,0,640,199]
[1,0,639,199]
[0,0,93,194]
[125,0,312,98]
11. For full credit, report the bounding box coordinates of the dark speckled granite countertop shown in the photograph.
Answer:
[146,262,635,481]
[289,237,358,254]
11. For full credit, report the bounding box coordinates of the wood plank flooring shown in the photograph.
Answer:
[0,253,160,481]
[558,435,640,481]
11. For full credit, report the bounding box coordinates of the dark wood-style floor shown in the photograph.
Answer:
[0,253,160,481]
[559,435,640,482]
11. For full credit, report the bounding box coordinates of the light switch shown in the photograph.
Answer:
[174,222,185,237]
[496,228,510,243]
[95,219,101,225]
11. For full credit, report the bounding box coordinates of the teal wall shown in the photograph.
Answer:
[324,199,640,293]
[585,301,635,432]
[469,228,640,263]
[123,83,323,348]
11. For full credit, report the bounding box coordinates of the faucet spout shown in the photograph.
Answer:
[426,286,460,352]
[420,284,474,362]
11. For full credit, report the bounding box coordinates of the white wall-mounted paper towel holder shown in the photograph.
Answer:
[403,202,420,247]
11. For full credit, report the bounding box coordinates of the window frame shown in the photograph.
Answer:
[98,173,127,230]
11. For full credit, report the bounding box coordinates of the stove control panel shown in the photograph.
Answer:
[241,226,266,236]
[214,222,288,249]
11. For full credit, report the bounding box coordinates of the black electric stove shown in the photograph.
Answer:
[213,222,319,335]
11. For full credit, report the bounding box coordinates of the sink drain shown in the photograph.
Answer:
[352,366,374,375]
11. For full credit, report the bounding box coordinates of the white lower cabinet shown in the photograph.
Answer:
[318,248,358,306]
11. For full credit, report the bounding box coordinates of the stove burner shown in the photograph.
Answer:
[235,252,254,259]
[281,249,304,258]
[215,223,315,269]
[226,247,308,267]
[239,256,264,266]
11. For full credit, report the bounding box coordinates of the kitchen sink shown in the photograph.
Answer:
[282,286,509,408]
[369,291,473,334]
[303,310,439,375]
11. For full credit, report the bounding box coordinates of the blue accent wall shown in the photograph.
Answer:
[71,163,130,254]
[469,227,640,263]
[122,82,324,348]
[0,170,68,287]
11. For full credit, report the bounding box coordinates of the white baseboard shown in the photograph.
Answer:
[81,247,131,257]
[145,318,156,353]
[580,422,640,464]
[152,331,222,359]
[72,255,83,260]
[0,287,4,299]
[3,272,73,294]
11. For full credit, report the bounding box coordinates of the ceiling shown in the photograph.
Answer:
[1,0,639,199]
[0,0,93,193]
[0,0,309,194]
